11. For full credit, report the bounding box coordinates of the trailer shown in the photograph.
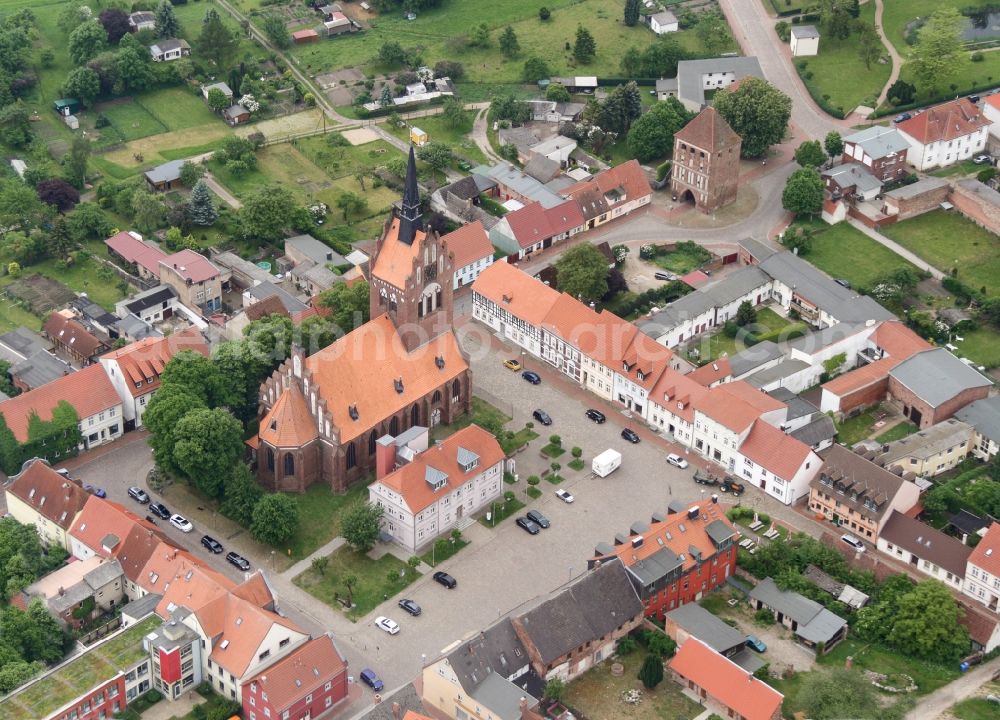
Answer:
[592,449,622,477]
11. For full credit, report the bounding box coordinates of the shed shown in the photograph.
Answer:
[53,98,81,117]
[201,82,234,102]
[292,28,320,43]
[9,159,26,180]
[224,104,251,126]
[791,25,820,57]
[410,127,429,146]
[144,159,186,192]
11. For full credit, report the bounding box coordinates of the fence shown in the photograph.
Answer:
[79,616,123,647]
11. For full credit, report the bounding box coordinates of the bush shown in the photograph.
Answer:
[527,475,540,486]
[755,608,776,625]
[571,447,583,459]
[973,51,985,62]
[617,635,638,655]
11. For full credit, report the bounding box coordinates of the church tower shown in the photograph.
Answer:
[368,146,455,352]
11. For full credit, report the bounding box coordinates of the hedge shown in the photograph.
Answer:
[872,79,1000,118]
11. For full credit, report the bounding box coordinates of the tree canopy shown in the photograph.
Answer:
[341,501,384,552]
[713,77,791,158]
[172,408,245,498]
[250,493,299,546]
[911,8,963,94]
[573,26,596,63]
[794,140,827,168]
[555,243,609,303]
[782,168,824,218]
[627,97,692,162]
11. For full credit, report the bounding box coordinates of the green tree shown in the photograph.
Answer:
[172,408,244,497]
[0,104,32,149]
[341,501,384,553]
[206,87,230,112]
[250,494,299,545]
[239,186,300,243]
[212,340,269,421]
[735,300,757,327]
[115,45,157,93]
[599,81,643,134]
[197,9,240,70]
[58,4,92,36]
[336,191,368,221]
[627,97,691,162]
[800,667,880,720]
[555,243,608,303]
[573,25,597,64]
[145,386,206,474]
[318,280,371,331]
[968,479,1000,516]
[696,10,731,54]
[131,190,167,233]
[491,93,531,123]
[543,677,566,702]
[160,350,224,406]
[499,26,519,58]
[782,168,824,218]
[794,140,827,168]
[640,36,686,77]
[0,660,42,694]
[857,21,882,70]
[441,97,467,129]
[546,83,571,103]
[62,67,100,108]
[471,23,490,48]
[154,1,180,39]
[824,131,843,158]
[261,14,290,49]
[187,179,218,226]
[887,79,916,105]
[179,161,206,187]
[621,46,642,77]
[417,141,454,171]
[912,8,964,94]
[638,654,663,689]
[539,6,551,20]
[377,41,406,67]
[713,76,791,158]
[623,0,640,27]
[64,135,92,190]
[522,56,551,83]
[819,0,853,40]
[379,83,393,107]
[68,20,107,66]
[220,464,265,526]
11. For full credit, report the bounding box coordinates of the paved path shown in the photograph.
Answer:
[906,656,1000,720]
[281,537,347,580]
[874,0,905,108]
[719,0,850,139]
[471,107,504,165]
[847,217,945,279]
[202,172,241,209]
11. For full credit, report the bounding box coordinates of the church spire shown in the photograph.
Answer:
[398,145,423,246]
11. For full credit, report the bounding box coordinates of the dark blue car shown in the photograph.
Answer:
[360,669,384,692]
[522,371,541,385]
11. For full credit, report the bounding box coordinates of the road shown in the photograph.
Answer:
[906,656,1000,720]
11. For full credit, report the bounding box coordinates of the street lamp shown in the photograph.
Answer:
[568,565,573,582]
[521,349,526,372]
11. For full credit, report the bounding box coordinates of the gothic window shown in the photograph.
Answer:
[436,288,443,310]
[390,416,399,435]
[452,379,461,399]
[266,449,274,472]
[346,442,357,469]
[283,454,295,477]
[389,300,397,312]
[425,263,437,281]
[411,404,419,426]
[368,431,377,456]
[432,390,442,403]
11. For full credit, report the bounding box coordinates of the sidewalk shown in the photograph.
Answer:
[847,217,945,279]
[281,536,347,580]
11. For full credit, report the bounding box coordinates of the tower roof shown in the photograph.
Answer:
[399,145,423,246]
[674,106,741,152]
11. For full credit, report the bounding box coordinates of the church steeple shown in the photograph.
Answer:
[398,145,423,246]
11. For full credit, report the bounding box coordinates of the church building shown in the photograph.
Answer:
[252,148,472,493]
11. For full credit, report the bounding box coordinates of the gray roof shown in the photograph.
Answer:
[116,314,161,341]
[958,178,1000,209]
[956,396,1000,445]
[947,509,989,535]
[530,135,575,157]
[292,261,340,291]
[130,11,155,22]
[676,56,763,108]
[213,250,275,286]
[822,163,883,195]
[879,510,972,577]
[517,559,642,665]
[246,281,308,314]
[554,101,585,118]
[787,322,866,356]
[665,603,745,653]
[224,104,249,120]
[884,176,949,201]
[144,159,185,185]
[705,519,735,546]
[790,24,820,39]
[523,155,560,184]
[650,10,678,24]
[0,326,52,363]
[472,672,538,720]
[749,577,847,644]
[759,251,895,325]
[122,592,162,624]
[768,387,820,421]
[745,359,812,389]
[472,162,565,208]
[790,413,837,448]
[729,340,784,378]
[354,684,430,720]
[444,617,531,695]
[655,77,678,94]
[730,648,766,673]
[456,446,479,467]
[203,81,233,97]
[150,38,189,54]
[738,238,776,262]
[498,127,541,155]
[889,348,992,408]
[11,350,74,389]
[878,418,975,466]
[121,285,177,316]
[842,126,910,160]
[815,444,912,522]
[285,234,347,266]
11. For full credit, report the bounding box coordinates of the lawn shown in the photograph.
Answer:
[564,649,703,720]
[293,545,419,620]
[98,100,169,144]
[929,159,981,178]
[135,87,221,132]
[873,421,919,443]
[836,403,894,445]
[955,327,1000,369]
[694,307,808,362]
[795,2,889,117]
[420,536,469,566]
[649,241,713,274]
[285,480,370,560]
[952,688,1000,720]
[764,0,815,13]
[881,0,999,56]
[431,397,539,454]
[819,638,960,695]
[386,112,487,167]
[478,497,525,528]
[1,615,161,720]
[806,221,920,290]
[882,210,1000,295]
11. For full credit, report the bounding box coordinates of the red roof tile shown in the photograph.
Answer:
[562,159,652,207]
[6,458,89,530]
[674,107,741,153]
[0,364,121,443]
[970,523,1000,579]
[101,328,207,399]
[245,295,289,322]
[246,636,347,711]
[693,381,785,433]
[649,369,708,423]
[441,221,494,270]
[104,231,167,276]
[44,311,106,359]
[669,637,783,720]
[822,356,896,397]
[896,99,990,145]
[159,249,220,283]
[70,496,162,558]
[871,320,931,359]
[472,261,560,326]
[259,385,320,448]
[198,592,305,678]
[688,358,732,387]
[739,420,814,481]
[371,218,426,290]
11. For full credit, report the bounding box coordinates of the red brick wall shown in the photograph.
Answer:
[243,668,348,720]
[950,182,1000,235]
[836,377,889,416]
[884,183,951,221]
[888,376,991,428]
[642,546,737,620]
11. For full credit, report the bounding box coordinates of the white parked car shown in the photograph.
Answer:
[555,489,574,503]
[169,514,194,533]
[666,453,689,469]
[841,534,865,552]
[375,616,400,635]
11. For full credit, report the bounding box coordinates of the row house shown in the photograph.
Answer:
[44,310,108,366]
[5,458,89,551]
[561,159,653,228]
[489,199,585,261]
[840,126,911,182]
[439,220,495,289]
[874,418,975,478]
[368,425,505,553]
[808,444,921,543]
[965,524,1000,644]
[877,510,970,591]
[20,555,125,627]
[590,501,737,620]
[956,396,1000,461]
[243,636,349,720]
[896,98,990,171]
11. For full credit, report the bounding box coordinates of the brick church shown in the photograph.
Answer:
[252,148,472,493]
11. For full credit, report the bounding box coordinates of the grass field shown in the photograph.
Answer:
[951,686,1000,720]
[796,2,889,116]
[137,87,221,131]
[694,307,808,362]
[805,221,920,290]
[882,211,1000,295]
[286,481,369,560]
[387,113,488,167]
[100,102,169,143]
[954,327,1000,369]
[873,421,919,443]
[836,403,893,445]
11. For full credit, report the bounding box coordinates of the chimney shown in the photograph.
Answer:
[375,435,396,480]
[391,702,401,720]
[519,697,528,713]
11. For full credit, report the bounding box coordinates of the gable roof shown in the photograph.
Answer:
[304,314,468,443]
[970,523,1000,577]
[246,635,347,711]
[101,328,208,398]
[11,350,73,390]
[889,348,992,408]
[842,126,910,159]
[879,510,971,577]
[6,458,89,530]
[245,294,289,322]
[285,234,347,267]
[877,418,974,466]
[562,159,651,207]
[669,637,783,720]
[514,559,642,665]
[144,159,186,185]
[105,231,168,276]
[812,444,915,523]
[441,221,494,270]
[371,218,427,290]
[740,420,815,480]
[693,381,785,433]
[674,106,741,153]
[374,424,505,514]
[70,496,162,558]
[259,384,320,448]
[666,602,745,652]
[122,285,178,315]
[198,592,304,678]
[160,249,220,283]
[44,312,106,358]
[648,370,708,423]
[472,261,560,326]
[0,364,121,443]
[245,281,308,314]
[444,617,531,695]
[822,163,882,194]
[688,358,732,387]
[896,98,990,145]
[748,577,847,643]
[956,396,1000,445]
[675,56,763,108]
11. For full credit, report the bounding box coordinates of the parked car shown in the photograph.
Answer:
[398,598,421,616]
[226,551,251,570]
[503,358,522,371]
[522,371,541,385]
[201,535,223,554]
[974,154,993,165]
[693,469,719,486]
[970,95,981,104]
[746,635,767,653]
[169,514,193,533]
[654,271,675,281]
[149,502,171,519]
[621,428,640,444]
[128,486,149,504]
[893,113,912,123]
[835,278,851,289]
[84,484,107,498]
[666,453,688,469]
[532,409,552,425]
[526,510,550,529]
[585,408,606,424]
[555,488,574,503]
[375,616,400,635]
[433,571,457,588]
[516,516,541,535]
[841,533,865,552]
[359,669,384,692]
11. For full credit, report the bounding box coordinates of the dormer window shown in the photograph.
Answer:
[394,378,404,394]
[348,405,359,420]
[435,356,445,369]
